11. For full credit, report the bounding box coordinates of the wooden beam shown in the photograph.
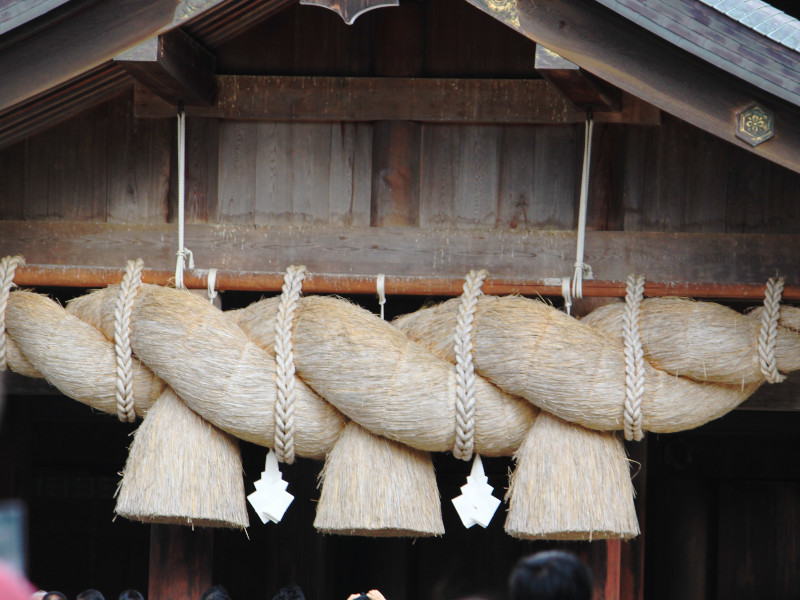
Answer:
[0,0,225,114]
[534,45,620,112]
[1,222,798,298]
[464,0,800,174]
[133,75,661,124]
[149,525,213,600]
[114,29,216,106]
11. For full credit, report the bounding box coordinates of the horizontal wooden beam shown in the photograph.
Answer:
[133,75,661,124]
[114,29,216,106]
[1,222,797,298]
[465,0,800,174]
[534,45,620,112]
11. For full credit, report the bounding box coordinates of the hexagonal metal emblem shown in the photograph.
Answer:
[736,104,774,147]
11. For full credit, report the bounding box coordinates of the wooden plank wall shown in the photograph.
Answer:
[4,100,800,237]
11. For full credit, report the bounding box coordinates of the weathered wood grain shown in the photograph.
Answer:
[531,125,580,228]
[329,122,371,227]
[496,126,537,230]
[107,92,171,224]
[2,222,799,293]
[254,122,293,223]
[371,121,421,227]
[217,121,257,222]
[186,115,219,223]
[0,141,24,219]
[134,76,662,125]
[291,122,333,225]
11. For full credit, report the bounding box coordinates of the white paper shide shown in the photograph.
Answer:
[247,450,294,524]
[451,454,501,528]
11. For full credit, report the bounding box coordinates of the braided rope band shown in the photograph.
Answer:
[622,274,646,442]
[274,265,307,464]
[0,255,25,372]
[758,276,787,384]
[113,259,144,422]
[453,269,488,461]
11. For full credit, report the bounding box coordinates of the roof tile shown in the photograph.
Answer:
[766,21,800,43]
[740,6,781,27]
[727,0,770,21]
[712,0,749,11]
[755,13,795,35]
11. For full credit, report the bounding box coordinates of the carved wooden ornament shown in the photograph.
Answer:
[299,0,399,25]
[736,104,775,147]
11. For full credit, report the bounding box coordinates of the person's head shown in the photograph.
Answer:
[272,585,304,600]
[76,590,105,600]
[199,585,231,600]
[119,590,145,600]
[42,593,68,600]
[509,551,593,600]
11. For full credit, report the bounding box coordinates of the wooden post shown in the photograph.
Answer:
[149,524,214,600]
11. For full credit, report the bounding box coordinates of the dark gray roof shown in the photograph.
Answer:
[594,0,800,108]
[701,0,800,51]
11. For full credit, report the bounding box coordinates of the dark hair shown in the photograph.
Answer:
[119,590,145,600]
[272,585,305,600]
[200,585,231,600]
[77,591,106,600]
[509,551,593,600]
[43,593,68,600]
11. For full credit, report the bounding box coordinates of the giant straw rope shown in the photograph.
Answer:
[1,255,798,538]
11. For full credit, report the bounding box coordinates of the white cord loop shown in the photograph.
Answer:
[623,274,646,441]
[758,276,787,384]
[274,265,307,464]
[113,259,144,423]
[453,269,488,461]
[174,109,194,289]
[0,255,24,372]
[377,274,386,320]
[571,111,595,301]
[207,268,218,303]
[561,277,573,316]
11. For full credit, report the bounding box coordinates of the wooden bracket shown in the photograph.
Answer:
[535,45,620,112]
[114,29,216,107]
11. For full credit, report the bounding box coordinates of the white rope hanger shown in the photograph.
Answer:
[174,105,194,289]
[563,109,595,313]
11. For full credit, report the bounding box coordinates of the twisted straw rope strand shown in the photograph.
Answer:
[758,276,787,384]
[113,259,144,422]
[453,269,488,461]
[0,255,25,372]
[274,265,307,464]
[622,274,646,441]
